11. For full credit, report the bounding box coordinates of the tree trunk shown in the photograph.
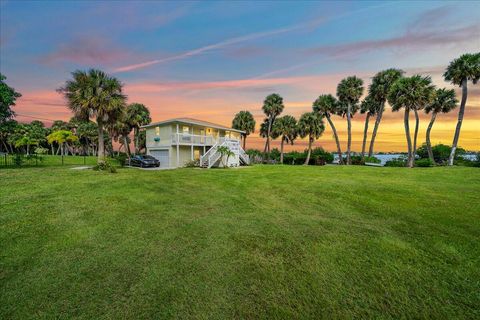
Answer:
[263,117,273,160]
[242,134,246,150]
[304,137,312,165]
[134,127,139,154]
[368,102,384,157]
[326,115,343,165]
[346,104,352,165]
[361,113,370,160]
[404,108,413,168]
[280,137,284,164]
[26,144,30,156]
[426,111,437,164]
[124,136,131,156]
[97,119,105,162]
[448,79,467,166]
[413,108,420,166]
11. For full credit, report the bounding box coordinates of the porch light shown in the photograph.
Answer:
[154,137,160,142]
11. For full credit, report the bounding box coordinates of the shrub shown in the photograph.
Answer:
[417,143,466,164]
[269,148,281,161]
[34,147,48,155]
[415,158,434,167]
[115,153,128,167]
[13,153,23,166]
[246,149,263,164]
[385,157,407,167]
[364,156,381,164]
[310,147,334,164]
[93,159,117,173]
[185,159,199,168]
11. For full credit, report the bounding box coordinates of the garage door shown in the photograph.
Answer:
[150,150,169,168]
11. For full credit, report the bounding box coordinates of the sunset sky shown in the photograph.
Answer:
[1,0,479,152]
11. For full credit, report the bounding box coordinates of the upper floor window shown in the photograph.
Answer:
[155,127,160,136]
[183,126,190,134]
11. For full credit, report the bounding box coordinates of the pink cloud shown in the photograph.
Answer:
[39,36,140,66]
[305,24,480,58]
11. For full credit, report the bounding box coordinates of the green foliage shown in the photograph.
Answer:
[297,112,325,140]
[364,156,381,164]
[312,94,339,116]
[388,75,436,112]
[337,76,364,113]
[115,153,128,167]
[443,52,480,86]
[216,146,235,168]
[269,148,281,161]
[232,111,256,136]
[13,153,23,166]
[425,88,457,115]
[282,148,333,165]
[34,147,48,155]
[0,73,21,124]
[385,157,407,167]
[415,158,434,167]
[271,115,297,145]
[93,159,117,173]
[369,68,404,103]
[417,143,465,164]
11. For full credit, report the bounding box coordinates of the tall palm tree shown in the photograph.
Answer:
[337,76,363,164]
[424,88,457,164]
[444,52,480,165]
[126,103,151,154]
[387,75,435,168]
[359,95,380,160]
[262,93,284,159]
[58,69,126,162]
[271,115,297,164]
[232,110,256,150]
[297,112,325,165]
[313,94,344,164]
[368,69,404,157]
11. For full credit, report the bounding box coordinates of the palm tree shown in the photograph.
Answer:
[387,75,435,167]
[126,103,151,154]
[58,69,126,162]
[368,69,404,157]
[337,76,363,164]
[271,115,297,164]
[313,94,344,164]
[359,95,380,160]
[262,94,284,159]
[297,112,325,165]
[424,88,457,164]
[107,114,133,156]
[232,110,256,150]
[444,53,480,165]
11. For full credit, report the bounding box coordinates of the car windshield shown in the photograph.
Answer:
[141,155,156,160]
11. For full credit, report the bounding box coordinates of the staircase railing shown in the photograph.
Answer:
[238,145,249,165]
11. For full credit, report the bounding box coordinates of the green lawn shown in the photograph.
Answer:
[1,165,479,319]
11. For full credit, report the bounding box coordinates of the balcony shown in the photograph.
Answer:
[171,133,233,145]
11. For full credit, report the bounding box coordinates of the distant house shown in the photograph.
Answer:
[141,118,249,168]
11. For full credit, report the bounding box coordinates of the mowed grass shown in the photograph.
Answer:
[1,165,479,319]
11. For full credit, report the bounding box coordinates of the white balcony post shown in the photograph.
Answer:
[176,123,179,167]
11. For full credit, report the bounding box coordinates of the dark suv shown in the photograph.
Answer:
[129,155,160,168]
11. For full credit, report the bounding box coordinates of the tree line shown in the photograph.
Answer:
[232,53,479,167]
[0,70,152,162]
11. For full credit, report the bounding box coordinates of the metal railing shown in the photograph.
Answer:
[171,133,240,146]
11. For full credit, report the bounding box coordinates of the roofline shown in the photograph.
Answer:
[141,118,245,134]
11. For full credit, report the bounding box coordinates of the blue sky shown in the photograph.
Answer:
[1,0,479,150]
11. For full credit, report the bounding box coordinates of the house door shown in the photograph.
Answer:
[150,149,169,168]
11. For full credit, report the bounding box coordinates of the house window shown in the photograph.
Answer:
[206,128,212,134]
[194,149,200,160]
[183,126,190,134]
[155,127,160,136]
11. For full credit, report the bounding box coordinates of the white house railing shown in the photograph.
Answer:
[171,133,217,145]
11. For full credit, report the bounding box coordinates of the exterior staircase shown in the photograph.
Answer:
[200,138,249,168]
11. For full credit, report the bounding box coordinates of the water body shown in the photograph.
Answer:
[332,153,478,166]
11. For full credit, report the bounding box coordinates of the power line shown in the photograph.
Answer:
[15,113,65,122]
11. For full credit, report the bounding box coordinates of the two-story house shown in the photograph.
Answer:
[141,118,249,168]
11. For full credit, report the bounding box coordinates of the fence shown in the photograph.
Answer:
[0,154,100,168]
